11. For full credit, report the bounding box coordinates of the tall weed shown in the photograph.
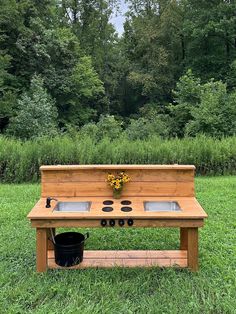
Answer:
[0,135,236,182]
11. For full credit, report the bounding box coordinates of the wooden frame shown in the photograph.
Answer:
[35,224,200,271]
[28,165,207,272]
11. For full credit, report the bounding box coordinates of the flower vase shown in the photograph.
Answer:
[113,188,122,199]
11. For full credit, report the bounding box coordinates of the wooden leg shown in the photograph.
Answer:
[36,228,48,272]
[47,228,55,250]
[187,228,199,272]
[180,228,188,250]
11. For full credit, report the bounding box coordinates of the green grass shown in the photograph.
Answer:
[0,176,236,314]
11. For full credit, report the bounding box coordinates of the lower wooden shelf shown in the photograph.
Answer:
[47,250,188,269]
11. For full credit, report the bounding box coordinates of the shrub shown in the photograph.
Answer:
[79,122,99,139]
[79,115,123,141]
[168,69,201,137]
[125,116,169,140]
[7,75,58,139]
[186,81,236,137]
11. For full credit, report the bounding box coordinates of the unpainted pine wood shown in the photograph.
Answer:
[31,219,204,228]
[36,228,48,272]
[28,196,207,220]
[187,228,199,271]
[47,250,188,269]
[48,258,173,268]
[48,250,187,259]
[41,181,194,198]
[180,228,188,250]
[40,165,196,171]
[41,169,194,183]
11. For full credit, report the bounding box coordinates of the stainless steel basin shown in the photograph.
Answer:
[144,201,182,212]
[54,201,91,212]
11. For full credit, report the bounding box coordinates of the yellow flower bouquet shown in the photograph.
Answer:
[106,171,130,199]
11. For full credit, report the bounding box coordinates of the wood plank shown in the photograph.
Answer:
[40,165,196,171]
[31,219,204,228]
[36,228,48,272]
[187,228,198,272]
[48,250,187,259]
[41,181,194,197]
[28,197,208,221]
[180,228,188,250]
[41,169,194,183]
[47,250,188,269]
[48,259,173,268]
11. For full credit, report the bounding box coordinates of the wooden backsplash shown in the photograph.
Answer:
[40,165,195,198]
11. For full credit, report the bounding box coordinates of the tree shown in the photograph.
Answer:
[7,75,58,139]
[67,56,105,126]
[0,0,107,129]
[170,70,236,137]
[59,0,121,115]
[123,0,184,113]
[182,0,236,81]
[1,0,236,137]
[186,80,236,137]
[0,53,16,131]
[125,116,169,140]
[168,69,201,136]
[79,114,123,141]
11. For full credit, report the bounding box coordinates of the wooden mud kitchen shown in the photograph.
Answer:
[27,165,207,272]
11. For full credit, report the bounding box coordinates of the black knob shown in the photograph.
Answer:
[109,219,115,227]
[118,219,125,227]
[101,219,107,227]
[127,219,133,226]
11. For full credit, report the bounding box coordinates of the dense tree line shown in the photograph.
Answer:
[0,0,236,139]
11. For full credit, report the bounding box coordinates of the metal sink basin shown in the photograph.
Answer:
[54,202,91,212]
[144,201,182,212]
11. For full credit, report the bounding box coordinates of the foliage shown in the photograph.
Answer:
[79,114,123,141]
[169,70,236,137]
[1,135,236,182]
[182,0,236,81]
[0,53,16,131]
[7,75,58,139]
[72,56,104,99]
[125,116,169,140]
[168,69,202,137]
[186,80,236,137]
[1,0,236,137]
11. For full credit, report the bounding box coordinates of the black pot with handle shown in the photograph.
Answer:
[52,231,89,267]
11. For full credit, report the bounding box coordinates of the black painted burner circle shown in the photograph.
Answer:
[103,200,114,205]
[121,200,132,205]
[102,206,114,212]
[121,206,132,212]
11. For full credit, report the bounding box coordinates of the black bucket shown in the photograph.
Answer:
[53,232,89,267]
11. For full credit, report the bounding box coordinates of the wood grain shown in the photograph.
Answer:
[47,250,188,269]
[180,228,188,250]
[28,164,206,272]
[31,219,204,228]
[36,228,47,272]
[48,250,187,259]
[187,228,198,271]
[41,169,194,183]
[41,166,195,198]
[40,165,196,171]
[41,181,194,197]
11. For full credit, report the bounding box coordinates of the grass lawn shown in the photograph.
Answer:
[0,177,236,314]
